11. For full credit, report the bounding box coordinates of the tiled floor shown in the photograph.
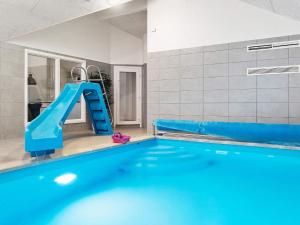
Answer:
[0,127,151,171]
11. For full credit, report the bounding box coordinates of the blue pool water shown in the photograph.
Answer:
[1,138,300,225]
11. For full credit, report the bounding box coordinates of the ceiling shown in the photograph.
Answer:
[1,0,299,42]
[0,0,131,41]
[107,10,147,38]
[240,0,300,21]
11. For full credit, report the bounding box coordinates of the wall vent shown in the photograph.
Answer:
[247,65,300,76]
[247,40,300,52]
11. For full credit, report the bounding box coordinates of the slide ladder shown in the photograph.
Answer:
[25,66,113,156]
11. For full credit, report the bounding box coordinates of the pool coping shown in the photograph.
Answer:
[1,134,300,174]
[0,136,154,174]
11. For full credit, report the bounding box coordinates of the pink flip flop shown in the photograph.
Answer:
[112,132,131,144]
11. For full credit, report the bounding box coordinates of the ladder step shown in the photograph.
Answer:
[92,112,105,120]
[86,95,99,100]
[89,102,101,110]
[95,121,109,130]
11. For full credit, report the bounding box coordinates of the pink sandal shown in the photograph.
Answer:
[112,132,131,144]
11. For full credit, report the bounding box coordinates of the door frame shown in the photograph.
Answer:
[113,65,142,127]
[24,49,86,127]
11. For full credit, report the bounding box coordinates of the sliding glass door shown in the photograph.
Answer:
[25,49,86,126]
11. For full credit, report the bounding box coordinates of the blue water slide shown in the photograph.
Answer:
[154,119,300,146]
[25,82,113,156]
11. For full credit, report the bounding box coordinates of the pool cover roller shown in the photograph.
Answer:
[154,119,300,146]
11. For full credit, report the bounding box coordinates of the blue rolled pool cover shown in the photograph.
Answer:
[154,119,300,146]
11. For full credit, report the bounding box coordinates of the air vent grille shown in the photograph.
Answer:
[247,65,300,76]
[247,40,300,52]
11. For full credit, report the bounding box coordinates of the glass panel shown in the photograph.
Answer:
[119,71,136,121]
[27,55,55,122]
[60,60,82,120]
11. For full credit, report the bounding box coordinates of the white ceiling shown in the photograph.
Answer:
[241,0,300,21]
[107,10,146,38]
[0,0,131,41]
[1,0,299,42]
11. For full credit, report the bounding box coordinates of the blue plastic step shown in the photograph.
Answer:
[89,103,102,111]
[92,111,105,120]
[94,121,109,130]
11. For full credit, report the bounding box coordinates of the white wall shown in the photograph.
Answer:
[110,25,144,65]
[10,16,145,65]
[10,16,111,63]
[148,0,300,52]
[143,33,147,64]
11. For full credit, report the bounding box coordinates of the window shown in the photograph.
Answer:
[25,49,86,126]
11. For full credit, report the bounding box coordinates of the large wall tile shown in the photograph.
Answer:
[180,53,203,66]
[160,67,180,80]
[257,88,288,102]
[257,58,288,67]
[204,103,228,116]
[289,103,300,118]
[204,90,228,103]
[289,48,300,58]
[0,61,24,77]
[147,57,160,69]
[204,63,228,77]
[228,116,256,123]
[229,48,256,62]
[2,116,24,138]
[159,104,179,115]
[229,40,256,50]
[289,74,300,88]
[204,50,228,65]
[148,80,160,92]
[147,103,159,115]
[159,79,180,91]
[180,115,203,121]
[159,114,180,120]
[159,92,180,104]
[204,77,228,90]
[257,75,288,89]
[289,87,300,102]
[181,91,203,103]
[257,117,289,124]
[257,48,288,60]
[159,55,180,68]
[229,103,256,117]
[204,115,228,122]
[147,92,160,104]
[229,89,256,103]
[203,43,228,52]
[229,75,256,90]
[180,65,203,78]
[180,103,202,116]
[181,78,203,91]
[257,103,288,118]
[229,61,256,76]
[147,69,159,81]
[0,102,24,117]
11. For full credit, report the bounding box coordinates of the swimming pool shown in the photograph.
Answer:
[1,138,300,225]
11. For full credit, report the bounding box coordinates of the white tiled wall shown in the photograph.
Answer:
[147,34,300,132]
